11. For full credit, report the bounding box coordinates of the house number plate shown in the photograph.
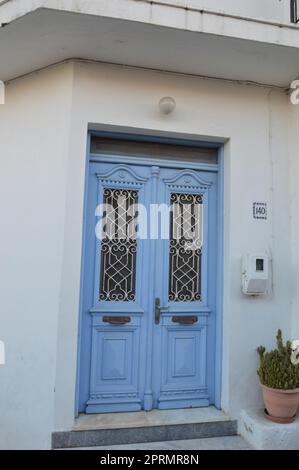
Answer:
[253,202,267,220]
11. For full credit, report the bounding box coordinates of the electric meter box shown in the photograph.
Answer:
[242,253,269,296]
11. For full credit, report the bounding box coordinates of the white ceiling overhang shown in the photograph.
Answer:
[0,6,299,87]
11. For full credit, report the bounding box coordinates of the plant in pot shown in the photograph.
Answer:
[257,330,299,424]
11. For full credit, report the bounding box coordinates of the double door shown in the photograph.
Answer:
[79,158,218,413]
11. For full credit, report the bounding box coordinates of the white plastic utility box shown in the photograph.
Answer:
[242,253,270,296]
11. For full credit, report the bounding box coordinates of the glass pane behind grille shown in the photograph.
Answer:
[99,189,138,301]
[91,137,218,165]
[169,193,203,302]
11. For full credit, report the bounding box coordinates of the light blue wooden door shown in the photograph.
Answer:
[151,167,218,409]
[79,159,218,413]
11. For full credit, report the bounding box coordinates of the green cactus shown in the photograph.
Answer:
[257,330,299,390]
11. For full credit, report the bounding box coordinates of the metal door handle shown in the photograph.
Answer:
[155,298,161,325]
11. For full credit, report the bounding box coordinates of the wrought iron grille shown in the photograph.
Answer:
[168,193,203,302]
[99,188,138,301]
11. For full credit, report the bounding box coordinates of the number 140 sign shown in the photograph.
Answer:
[253,202,267,220]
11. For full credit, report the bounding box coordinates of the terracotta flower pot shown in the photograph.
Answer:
[261,383,299,424]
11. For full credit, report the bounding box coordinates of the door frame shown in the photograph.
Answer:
[75,129,224,416]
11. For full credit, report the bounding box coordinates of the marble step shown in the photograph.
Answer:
[52,407,237,449]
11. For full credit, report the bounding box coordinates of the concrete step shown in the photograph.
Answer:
[52,407,238,449]
[63,436,251,451]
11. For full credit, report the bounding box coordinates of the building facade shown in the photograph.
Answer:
[0,0,299,449]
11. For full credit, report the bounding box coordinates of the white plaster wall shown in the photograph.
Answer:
[0,60,294,448]
[54,61,292,430]
[0,63,74,449]
[290,102,299,337]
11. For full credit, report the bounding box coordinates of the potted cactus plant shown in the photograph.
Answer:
[257,330,299,423]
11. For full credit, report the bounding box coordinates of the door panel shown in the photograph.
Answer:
[158,316,209,409]
[86,162,151,413]
[80,158,218,413]
[152,167,217,409]
[86,315,142,413]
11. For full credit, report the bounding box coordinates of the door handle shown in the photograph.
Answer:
[155,298,170,324]
[155,298,161,325]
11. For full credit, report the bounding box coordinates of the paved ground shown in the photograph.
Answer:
[70,436,252,450]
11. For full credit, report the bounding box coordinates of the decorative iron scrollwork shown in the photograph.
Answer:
[168,193,203,302]
[99,188,138,301]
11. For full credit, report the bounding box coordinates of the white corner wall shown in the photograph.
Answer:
[0,63,74,449]
[55,62,292,427]
[0,60,294,449]
[290,102,299,337]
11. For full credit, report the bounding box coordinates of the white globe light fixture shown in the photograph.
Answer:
[159,96,176,115]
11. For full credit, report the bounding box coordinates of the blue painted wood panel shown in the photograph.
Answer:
[157,315,209,409]
[86,314,142,413]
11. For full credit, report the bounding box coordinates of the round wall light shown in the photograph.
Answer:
[159,96,176,115]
